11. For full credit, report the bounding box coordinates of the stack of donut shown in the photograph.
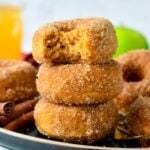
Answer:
[33,18,123,143]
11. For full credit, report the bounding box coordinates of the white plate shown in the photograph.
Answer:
[0,128,144,150]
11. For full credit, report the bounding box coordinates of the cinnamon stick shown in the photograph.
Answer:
[0,97,39,126]
[4,111,34,131]
[0,101,15,116]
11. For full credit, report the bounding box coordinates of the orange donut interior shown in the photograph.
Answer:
[44,28,90,63]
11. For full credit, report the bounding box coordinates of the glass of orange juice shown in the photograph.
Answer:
[0,4,22,59]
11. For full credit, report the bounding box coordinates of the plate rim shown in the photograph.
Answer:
[0,128,145,150]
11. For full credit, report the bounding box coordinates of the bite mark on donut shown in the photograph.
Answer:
[44,28,89,64]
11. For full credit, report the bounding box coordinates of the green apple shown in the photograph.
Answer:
[114,26,149,58]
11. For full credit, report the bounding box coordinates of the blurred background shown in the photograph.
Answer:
[0,0,150,59]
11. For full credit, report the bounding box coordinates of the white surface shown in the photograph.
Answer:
[22,0,150,53]
[0,147,7,150]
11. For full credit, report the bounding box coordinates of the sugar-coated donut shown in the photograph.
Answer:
[127,96,150,136]
[33,18,117,65]
[0,60,38,102]
[34,99,117,143]
[114,50,150,112]
[37,60,123,105]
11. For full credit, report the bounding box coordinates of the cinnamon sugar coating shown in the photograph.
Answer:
[114,50,150,112]
[0,60,38,102]
[33,18,117,65]
[37,60,123,105]
[127,96,150,136]
[34,99,117,143]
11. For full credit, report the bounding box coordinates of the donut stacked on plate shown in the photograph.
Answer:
[33,18,123,143]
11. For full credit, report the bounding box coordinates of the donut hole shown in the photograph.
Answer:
[123,67,143,82]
